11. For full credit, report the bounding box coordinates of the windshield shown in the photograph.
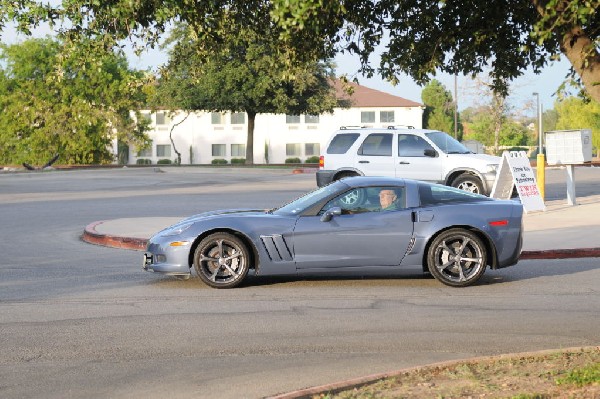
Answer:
[273,181,346,216]
[425,131,471,154]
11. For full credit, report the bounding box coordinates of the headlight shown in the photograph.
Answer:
[161,223,192,237]
[487,164,499,173]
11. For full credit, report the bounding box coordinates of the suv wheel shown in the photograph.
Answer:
[452,173,484,195]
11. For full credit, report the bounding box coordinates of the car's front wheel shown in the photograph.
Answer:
[193,233,250,288]
[451,173,484,195]
[427,229,487,287]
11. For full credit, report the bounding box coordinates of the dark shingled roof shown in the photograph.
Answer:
[334,80,423,108]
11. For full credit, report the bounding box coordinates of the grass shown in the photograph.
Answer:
[311,347,599,399]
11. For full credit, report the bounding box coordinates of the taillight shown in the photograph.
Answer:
[319,155,324,168]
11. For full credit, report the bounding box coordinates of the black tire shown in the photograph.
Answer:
[451,173,484,195]
[193,233,250,288]
[427,229,487,287]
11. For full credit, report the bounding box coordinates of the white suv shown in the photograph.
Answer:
[316,127,500,195]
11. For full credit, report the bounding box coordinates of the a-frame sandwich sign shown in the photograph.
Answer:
[490,151,545,213]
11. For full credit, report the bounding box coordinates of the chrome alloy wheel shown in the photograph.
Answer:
[194,233,250,288]
[427,229,487,287]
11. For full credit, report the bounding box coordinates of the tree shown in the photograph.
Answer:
[0,38,150,165]
[154,23,340,164]
[554,97,600,156]
[3,1,598,102]
[272,0,600,102]
[421,79,461,139]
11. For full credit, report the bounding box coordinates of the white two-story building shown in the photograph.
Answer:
[123,81,424,165]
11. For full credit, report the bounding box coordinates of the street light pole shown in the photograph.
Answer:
[533,92,545,201]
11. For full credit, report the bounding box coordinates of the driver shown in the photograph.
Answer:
[379,189,399,211]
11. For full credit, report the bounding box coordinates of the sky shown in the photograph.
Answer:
[4,22,572,118]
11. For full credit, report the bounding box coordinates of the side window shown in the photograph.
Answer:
[326,133,360,154]
[398,134,435,157]
[358,133,393,156]
[320,186,405,214]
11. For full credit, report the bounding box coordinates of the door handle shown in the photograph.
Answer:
[399,161,410,165]
[358,160,370,164]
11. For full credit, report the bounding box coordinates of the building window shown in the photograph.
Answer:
[286,143,301,156]
[212,144,226,157]
[231,144,246,157]
[304,115,320,124]
[211,112,225,124]
[156,144,171,157]
[138,144,152,157]
[286,115,301,124]
[305,143,320,156]
[380,111,395,123]
[361,111,375,123]
[155,112,170,125]
[231,112,245,124]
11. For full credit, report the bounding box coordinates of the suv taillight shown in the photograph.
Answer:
[319,155,324,169]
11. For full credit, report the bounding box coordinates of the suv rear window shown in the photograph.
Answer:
[326,133,360,154]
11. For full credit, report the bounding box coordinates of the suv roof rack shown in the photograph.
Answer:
[387,125,415,129]
[339,126,367,130]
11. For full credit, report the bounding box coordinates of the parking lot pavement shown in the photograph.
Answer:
[83,194,600,258]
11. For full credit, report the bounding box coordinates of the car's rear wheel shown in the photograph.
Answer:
[427,229,487,287]
[194,233,250,288]
[452,173,484,195]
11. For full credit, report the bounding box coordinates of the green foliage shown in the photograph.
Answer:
[157,159,172,165]
[136,158,151,165]
[0,37,150,166]
[285,157,302,164]
[305,156,320,163]
[3,0,600,101]
[555,362,600,387]
[554,97,600,154]
[466,113,529,148]
[211,158,228,165]
[421,80,462,140]
[154,22,339,164]
[230,158,246,164]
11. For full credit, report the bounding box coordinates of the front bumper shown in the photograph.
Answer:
[142,238,192,276]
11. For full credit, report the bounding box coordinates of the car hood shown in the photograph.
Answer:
[450,153,500,163]
[182,208,269,223]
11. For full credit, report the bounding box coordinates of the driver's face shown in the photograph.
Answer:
[379,189,397,208]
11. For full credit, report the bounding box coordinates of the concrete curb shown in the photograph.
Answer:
[266,346,600,399]
[82,221,600,259]
[82,221,147,251]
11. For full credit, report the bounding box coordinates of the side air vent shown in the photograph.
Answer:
[260,234,293,262]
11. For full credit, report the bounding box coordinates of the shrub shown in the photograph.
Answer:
[157,159,172,165]
[305,156,320,164]
[136,158,151,165]
[285,157,302,164]
[211,158,228,165]
[231,158,246,164]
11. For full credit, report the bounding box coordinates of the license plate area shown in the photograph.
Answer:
[142,253,153,270]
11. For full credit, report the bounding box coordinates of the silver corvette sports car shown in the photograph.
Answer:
[143,177,523,288]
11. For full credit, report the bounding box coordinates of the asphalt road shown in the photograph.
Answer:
[1,166,599,399]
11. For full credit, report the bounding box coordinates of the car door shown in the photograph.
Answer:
[395,134,444,183]
[355,133,396,177]
[291,186,414,269]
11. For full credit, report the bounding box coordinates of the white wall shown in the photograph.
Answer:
[127,106,424,165]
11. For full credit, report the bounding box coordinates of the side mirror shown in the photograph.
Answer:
[320,207,342,222]
[424,149,438,158]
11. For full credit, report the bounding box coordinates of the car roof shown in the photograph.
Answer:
[339,176,409,188]
[336,127,442,135]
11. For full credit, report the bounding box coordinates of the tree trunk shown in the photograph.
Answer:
[245,111,256,165]
[560,27,600,103]
[531,0,600,103]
